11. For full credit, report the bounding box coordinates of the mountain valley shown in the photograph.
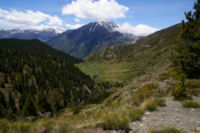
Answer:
[0,1,200,133]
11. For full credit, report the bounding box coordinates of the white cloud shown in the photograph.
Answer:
[65,23,84,29]
[62,0,129,20]
[74,18,80,22]
[115,22,159,36]
[0,8,63,29]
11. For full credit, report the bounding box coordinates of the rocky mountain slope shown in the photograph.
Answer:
[47,21,140,58]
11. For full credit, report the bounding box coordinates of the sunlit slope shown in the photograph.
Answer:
[78,24,181,83]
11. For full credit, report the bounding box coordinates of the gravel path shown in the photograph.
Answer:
[130,97,200,133]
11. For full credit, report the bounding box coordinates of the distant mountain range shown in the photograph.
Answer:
[47,21,141,58]
[0,28,65,42]
[0,21,141,59]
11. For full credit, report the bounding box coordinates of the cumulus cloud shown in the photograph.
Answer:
[115,22,159,36]
[74,18,80,22]
[65,23,84,29]
[62,0,129,20]
[0,8,63,29]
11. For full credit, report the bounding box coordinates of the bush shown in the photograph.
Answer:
[150,127,184,133]
[186,79,200,96]
[129,108,144,121]
[172,77,188,100]
[142,98,158,111]
[182,100,200,108]
[146,103,158,111]
[154,97,166,107]
[101,111,130,130]
[132,84,155,105]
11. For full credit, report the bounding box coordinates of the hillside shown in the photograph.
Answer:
[0,40,103,120]
[47,21,140,59]
[0,39,81,64]
[78,24,181,83]
[0,28,64,42]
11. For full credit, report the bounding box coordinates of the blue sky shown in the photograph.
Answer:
[0,0,196,35]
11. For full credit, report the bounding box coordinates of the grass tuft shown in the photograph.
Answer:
[100,110,130,130]
[182,100,200,108]
[129,108,144,121]
[154,97,166,107]
[150,127,185,133]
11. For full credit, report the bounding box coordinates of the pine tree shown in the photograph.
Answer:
[0,81,5,88]
[171,0,200,78]
[0,91,6,117]
[8,91,17,113]
[22,96,38,117]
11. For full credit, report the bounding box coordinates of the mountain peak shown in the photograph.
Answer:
[48,21,139,58]
[84,21,118,32]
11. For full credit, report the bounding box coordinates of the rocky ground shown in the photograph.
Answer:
[130,97,200,133]
[83,97,200,133]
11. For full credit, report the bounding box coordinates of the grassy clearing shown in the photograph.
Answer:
[77,61,134,83]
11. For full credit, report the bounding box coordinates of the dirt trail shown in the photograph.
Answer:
[130,97,200,133]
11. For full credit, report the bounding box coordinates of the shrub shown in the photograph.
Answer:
[172,77,188,100]
[146,103,158,111]
[129,108,144,121]
[182,100,200,108]
[132,85,155,105]
[154,97,166,107]
[101,111,130,130]
[142,98,158,111]
[186,79,200,96]
[150,127,184,133]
